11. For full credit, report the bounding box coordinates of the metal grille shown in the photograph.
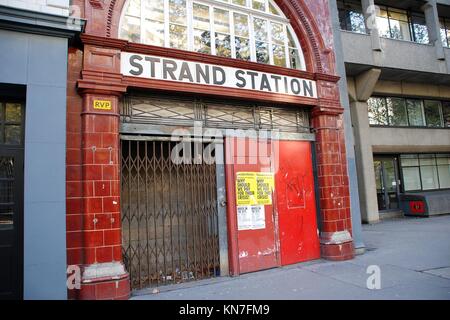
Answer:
[121,94,311,133]
[121,139,220,289]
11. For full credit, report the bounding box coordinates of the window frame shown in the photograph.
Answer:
[375,5,429,45]
[119,0,306,70]
[440,16,450,48]
[0,100,25,147]
[368,96,448,129]
[399,153,450,192]
[337,0,367,34]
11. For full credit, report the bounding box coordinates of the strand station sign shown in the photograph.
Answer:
[121,52,318,99]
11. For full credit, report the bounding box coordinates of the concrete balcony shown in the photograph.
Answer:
[369,126,450,153]
[341,30,450,84]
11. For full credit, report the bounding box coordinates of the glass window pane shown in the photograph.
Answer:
[194,29,211,54]
[438,163,450,189]
[234,13,249,38]
[235,37,250,60]
[424,100,443,127]
[5,103,22,123]
[348,10,366,33]
[406,99,425,126]
[440,19,448,47]
[287,28,296,48]
[0,157,14,230]
[271,22,285,45]
[232,0,246,6]
[402,167,422,191]
[144,0,164,21]
[169,24,188,50]
[387,97,408,126]
[169,0,187,25]
[269,2,280,15]
[214,8,230,34]
[254,18,268,42]
[272,45,286,67]
[5,125,21,145]
[401,154,419,167]
[288,48,301,70]
[215,33,231,57]
[436,154,450,165]
[120,15,141,43]
[377,9,391,38]
[144,20,165,46]
[0,102,4,121]
[252,0,266,12]
[420,165,439,190]
[442,101,450,128]
[419,154,436,166]
[255,41,269,64]
[368,97,388,125]
[411,14,429,44]
[389,19,411,41]
[193,3,210,30]
[126,0,141,17]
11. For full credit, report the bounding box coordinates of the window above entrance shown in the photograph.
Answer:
[119,0,306,70]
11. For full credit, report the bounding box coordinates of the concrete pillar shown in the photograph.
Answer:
[423,0,446,61]
[350,100,380,224]
[349,68,382,224]
[361,0,382,51]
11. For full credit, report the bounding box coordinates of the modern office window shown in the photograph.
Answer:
[376,6,429,44]
[337,0,366,34]
[440,17,450,48]
[400,154,450,191]
[423,100,443,128]
[443,101,450,128]
[410,12,429,44]
[119,0,306,70]
[368,97,447,128]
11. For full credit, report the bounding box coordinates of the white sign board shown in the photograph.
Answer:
[237,205,266,231]
[121,52,318,99]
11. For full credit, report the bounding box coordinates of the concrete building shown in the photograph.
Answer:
[329,0,450,224]
[0,0,83,299]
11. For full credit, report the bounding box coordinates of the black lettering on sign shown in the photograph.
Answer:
[163,59,177,80]
[235,70,246,88]
[129,55,143,76]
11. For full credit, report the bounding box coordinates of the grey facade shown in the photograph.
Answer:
[0,4,82,299]
[329,0,450,225]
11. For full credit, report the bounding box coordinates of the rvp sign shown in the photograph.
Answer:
[93,100,112,110]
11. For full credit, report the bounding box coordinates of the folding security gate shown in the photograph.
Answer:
[121,139,220,289]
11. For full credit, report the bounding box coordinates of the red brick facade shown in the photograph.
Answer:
[66,0,354,300]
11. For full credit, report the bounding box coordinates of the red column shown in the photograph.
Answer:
[312,108,354,261]
[76,92,130,300]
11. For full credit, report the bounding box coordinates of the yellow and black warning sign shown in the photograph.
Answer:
[236,172,275,206]
[236,172,257,205]
[256,172,275,205]
[93,100,112,110]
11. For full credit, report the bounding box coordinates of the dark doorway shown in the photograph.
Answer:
[0,99,24,300]
[374,156,401,211]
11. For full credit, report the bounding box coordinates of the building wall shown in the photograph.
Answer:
[331,0,450,223]
[0,29,68,299]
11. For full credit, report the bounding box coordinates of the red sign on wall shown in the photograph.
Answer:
[410,201,426,215]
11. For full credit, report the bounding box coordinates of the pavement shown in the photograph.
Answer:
[132,215,450,300]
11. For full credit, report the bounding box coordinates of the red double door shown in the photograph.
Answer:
[226,138,320,274]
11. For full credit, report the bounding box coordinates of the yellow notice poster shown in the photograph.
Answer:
[256,172,275,205]
[236,172,257,205]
